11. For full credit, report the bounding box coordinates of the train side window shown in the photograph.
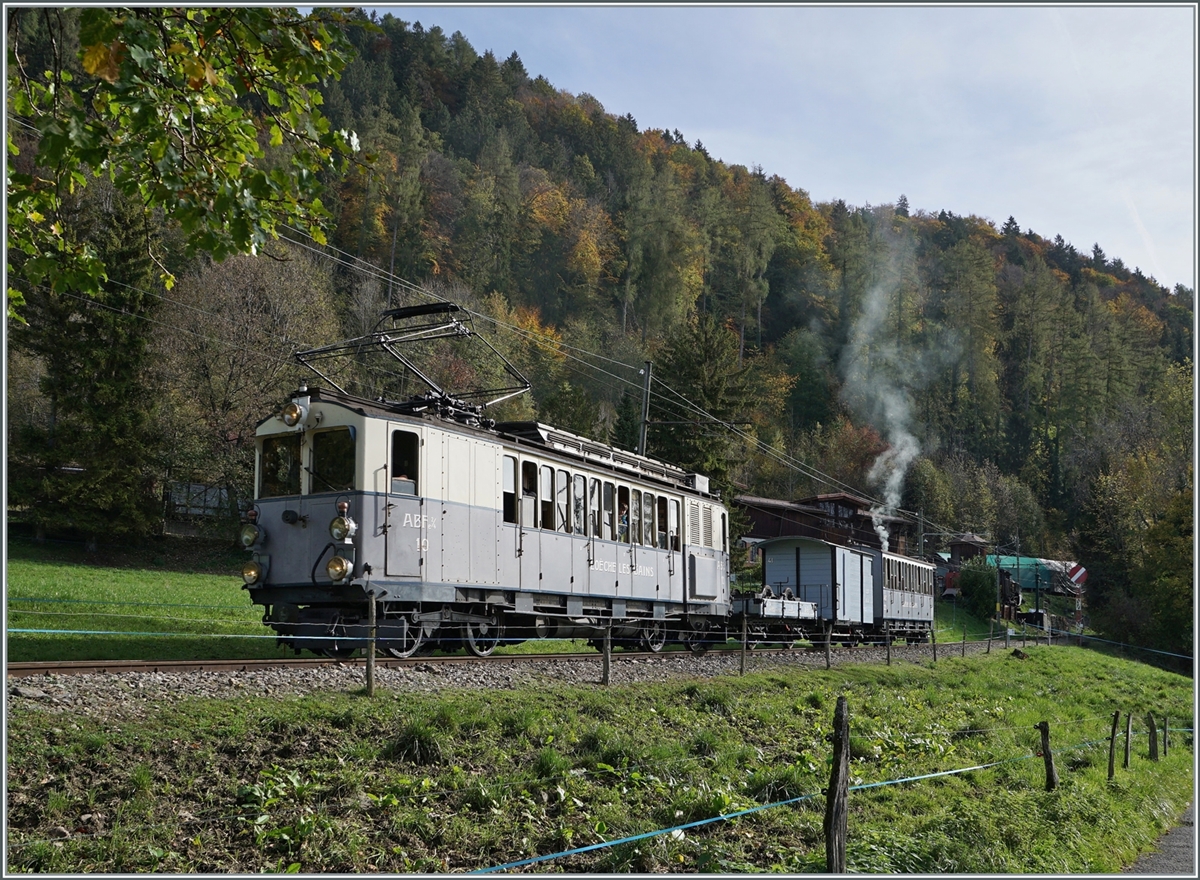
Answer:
[556,469,570,532]
[590,478,601,538]
[260,434,302,498]
[656,496,668,549]
[603,482,615,541]
[539,465,554,530]
[502,455,517,523]
[617,486,631,543]
[311,427,356,493]
[670,500,681,551]
[391,430,420,495]
[573,474,587,536]
[630,490,642,545]
[521,461,538,528]
[643,493,655,547]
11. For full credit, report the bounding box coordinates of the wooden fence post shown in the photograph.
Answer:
[961,630,966,659]
[740,613,748,676]
[1163,716,1168,757]
[885,624,891,666]
[987,621,993,654]
[1107,711,1120,780]
[824,624,832,670]
[602,623,612,686]
[1022,624,1027,648]
[366,591,377,698]
[931,625,937,663]
[1148,713,1158,761]
[1123,713,1132,769]
[1005,625,1010,649]
[1035,721,1058,791]
[824,695,850,873]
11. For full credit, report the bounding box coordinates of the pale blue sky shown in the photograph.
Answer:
[366,4,1196,292]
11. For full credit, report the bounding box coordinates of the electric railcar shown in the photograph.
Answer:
[238,384,734,657]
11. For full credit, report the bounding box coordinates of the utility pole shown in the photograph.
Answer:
[637,361,652,457]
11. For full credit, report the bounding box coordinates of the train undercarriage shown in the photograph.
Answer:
[253,589,928,659]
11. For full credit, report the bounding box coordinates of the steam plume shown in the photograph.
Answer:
[838,233,924,553]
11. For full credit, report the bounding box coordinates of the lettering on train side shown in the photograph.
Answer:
[401,513,440,530]
[590,560,655,577]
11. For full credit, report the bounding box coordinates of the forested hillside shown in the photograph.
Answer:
[6,9,1191,655]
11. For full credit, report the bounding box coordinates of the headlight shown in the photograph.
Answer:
[242,560,263,585]
[329,515,357,541]
[239,523,263,548]
[326,556,351,582]
[282,402,306,427]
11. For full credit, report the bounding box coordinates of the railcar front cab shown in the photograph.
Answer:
[239,388,365,617]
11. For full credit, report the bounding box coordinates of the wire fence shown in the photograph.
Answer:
[6,700,1191,873]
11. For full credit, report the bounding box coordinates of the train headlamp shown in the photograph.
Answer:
[329,515,357,542]
[242,560,263,585]
[239,523,263,548]
[281,401,307,427]
[326,556,351,582]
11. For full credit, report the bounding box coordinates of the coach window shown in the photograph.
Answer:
[602,482,615,541]
[656,497,669,549]
[556,469,570,532]
[573,474,587,536]
[643,493,655,548]
[539,465,554,530]
[260,434,302,498]
[630,489,642,545]
[521,461,538,528]
[310,428,356,493]
[617,486,631,543]
[590,478,601,537]
[391,430,419,495]
[502,455,518,524]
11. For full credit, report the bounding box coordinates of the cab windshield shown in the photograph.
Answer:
[260,435,301,498]
[310,428,356,493]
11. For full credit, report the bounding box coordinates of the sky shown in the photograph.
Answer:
[366,3,1197,294]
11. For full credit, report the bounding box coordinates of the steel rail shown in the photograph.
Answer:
[4,649,701,678]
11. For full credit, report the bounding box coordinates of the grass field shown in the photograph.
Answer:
[6,645,1193,873]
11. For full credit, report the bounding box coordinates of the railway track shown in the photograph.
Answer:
[4,648,713,678]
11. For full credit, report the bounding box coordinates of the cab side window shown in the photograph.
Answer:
[502,455,517,523]
[391,430,419,495]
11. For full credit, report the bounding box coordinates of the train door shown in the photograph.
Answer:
[518,459,542,592]
[499,455,520,588]
[571,473,591,595]
[385,426,424,578]
[589,480,619,597]
[540,465,573,591]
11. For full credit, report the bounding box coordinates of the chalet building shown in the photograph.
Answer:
[734,492,913,556]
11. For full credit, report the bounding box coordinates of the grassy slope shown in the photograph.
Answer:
[6,646,1193,873]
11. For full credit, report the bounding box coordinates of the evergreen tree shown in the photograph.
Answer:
[9,187,163,543]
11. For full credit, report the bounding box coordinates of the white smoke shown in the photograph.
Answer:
[838,229,926,553]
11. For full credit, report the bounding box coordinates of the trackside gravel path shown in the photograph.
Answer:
[1124,802,1195,875]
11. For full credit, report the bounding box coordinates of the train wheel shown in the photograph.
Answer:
[323,646,357,660]
[640,620,667,653]
[683,621,712,656]
[464,612,502,657]
[383,618,423,658]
